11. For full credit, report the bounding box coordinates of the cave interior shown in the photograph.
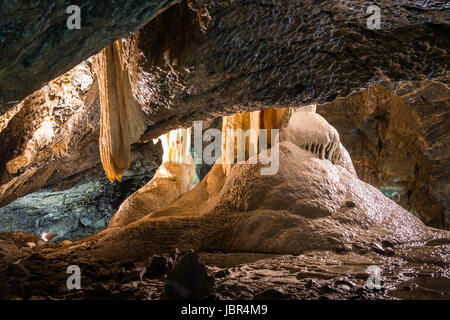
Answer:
[0,0,449,301]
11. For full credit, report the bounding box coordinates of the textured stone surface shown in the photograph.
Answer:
[0,58,162,209]
[0,0,177,110]
[1,0,448,223]
[318,80,450,229]
[0,0,448,246]
[0,242,449,300]
[125,0,449,141]
[165,251,215,299]
[93,41,147,182]
[0,57,162,239]
[80,109,448,263]
[0,153,159,240]
[109,128,195,228]
[0,61,100,207]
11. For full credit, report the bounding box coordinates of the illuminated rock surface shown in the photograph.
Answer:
[90,110,445,261]
[319,81,450,229]
[94,41,147,182]
[109,128,195,228]
[0,0,448,226]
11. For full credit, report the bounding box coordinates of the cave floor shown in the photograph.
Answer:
[0,232,448,300]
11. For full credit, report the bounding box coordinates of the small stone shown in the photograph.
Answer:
[121,267,146,283]
[305,279,320,289]
[254,288,288,300]
[337,284,351,291]
[61,240,73,246]
[25,242,36,248]
[334,279,357,288]
[372,242,385,255]
[215,269,231,278]
[381,240,395,248]
[345,200,356,208]
[384,247,395,256]
[164,251,215,300]
[319,284,337,294]
[357,247,369,254]
[334,243,352,253]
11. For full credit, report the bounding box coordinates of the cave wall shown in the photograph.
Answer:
[0,154,158,241]
[0,61,100,207]
[319,80,449,229]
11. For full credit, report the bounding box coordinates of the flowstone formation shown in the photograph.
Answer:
[109,127,195,228]
[0,108,448,301]
[94,107,446,261]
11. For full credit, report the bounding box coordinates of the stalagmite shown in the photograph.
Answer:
[108,127,194,228]
[283,106,342,164]
[110,104,356,228]
[93,40,147,182]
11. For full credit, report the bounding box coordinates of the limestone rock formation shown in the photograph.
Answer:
[1,1,448,227]
[91,108,447,262]
[0,0,178,110]
[0,0,448,302]
[123,0,449,141]
[0,154,159,240]
[0,61,100,207]
[0,60,162,239]
[319,80,450,229]
[109,128,195,228]
[93,41,147,182]
[4,0,446,141]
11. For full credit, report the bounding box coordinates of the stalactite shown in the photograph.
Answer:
[221,107,288,176]
[153,127,192,165]
[219,104,349,177]
[93,40,147,182]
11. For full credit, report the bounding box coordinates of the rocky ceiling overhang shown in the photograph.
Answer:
[1,0,448,116]
[130,0,449,141]
[0,0,179,112]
